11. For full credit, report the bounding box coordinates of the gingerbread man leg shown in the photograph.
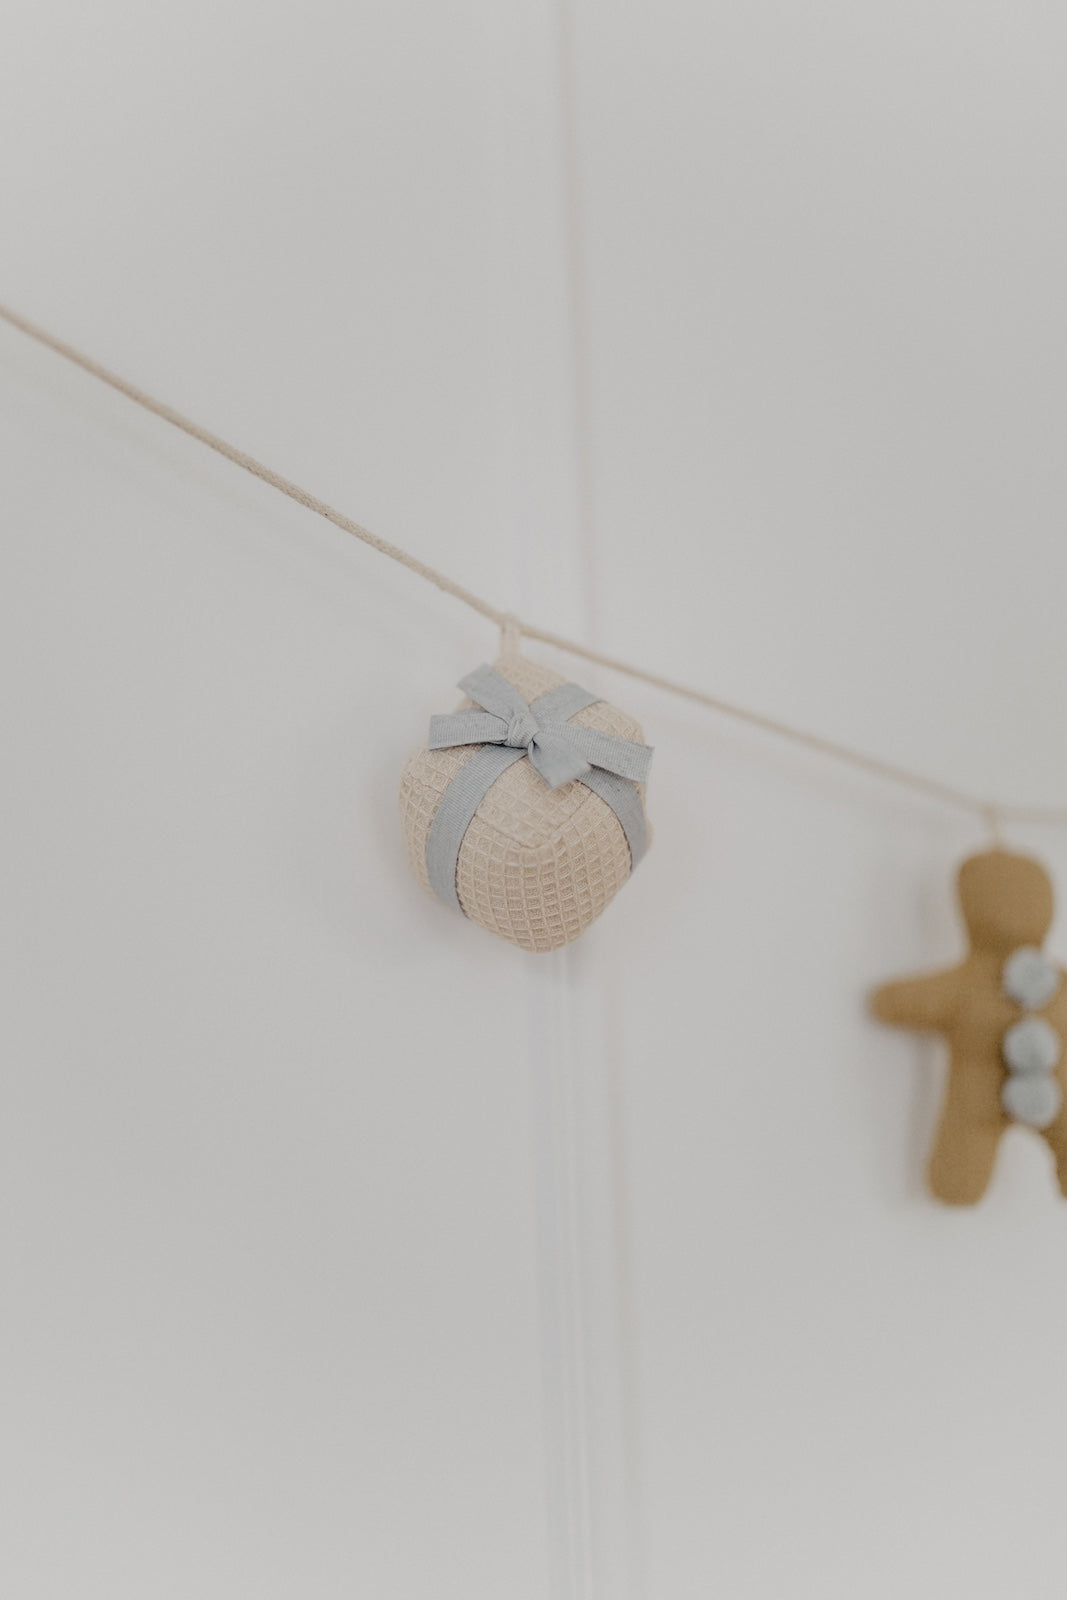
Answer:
[927,1062,1004,1205]
[1039,1102,1067,1198]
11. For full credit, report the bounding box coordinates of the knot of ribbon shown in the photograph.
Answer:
[505,709,540,751]
[428,664,654,791]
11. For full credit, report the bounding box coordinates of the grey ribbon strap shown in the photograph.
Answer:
[426,744,525,911]
[580,765,648,870]
[425,665,653,913]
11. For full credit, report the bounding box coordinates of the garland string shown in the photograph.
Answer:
[3,297,1064,837]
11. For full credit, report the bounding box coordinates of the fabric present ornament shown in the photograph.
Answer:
[398,650,653,951]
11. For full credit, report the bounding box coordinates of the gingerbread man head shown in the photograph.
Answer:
[956,849,1053,953]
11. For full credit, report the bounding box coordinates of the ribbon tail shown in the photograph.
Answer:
[548,722,654,784]
[528,734,592,790]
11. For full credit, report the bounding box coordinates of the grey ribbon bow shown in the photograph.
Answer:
[424,664,654,912]
[429,664,653,790]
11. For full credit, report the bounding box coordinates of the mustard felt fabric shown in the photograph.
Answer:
[870,850,1067,1205]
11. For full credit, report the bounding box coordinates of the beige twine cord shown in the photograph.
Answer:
[3,297,1065,838]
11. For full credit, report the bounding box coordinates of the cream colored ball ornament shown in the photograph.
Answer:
[398,647,654,951]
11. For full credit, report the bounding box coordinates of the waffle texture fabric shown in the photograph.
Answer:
[398,651,651,952]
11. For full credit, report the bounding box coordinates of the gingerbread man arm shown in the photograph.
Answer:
[869,964,966,1031]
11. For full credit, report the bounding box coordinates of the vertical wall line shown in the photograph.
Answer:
[551,1,647,1595]
[601,989,648,1600]
[530,960,595,1600]
[504,0,645,1590]
[548,2,599,1593]
[488,0,600,1576]
[554,0,600,640]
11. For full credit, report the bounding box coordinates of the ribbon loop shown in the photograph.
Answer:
[428,710,507,750]
[457,664,531,725]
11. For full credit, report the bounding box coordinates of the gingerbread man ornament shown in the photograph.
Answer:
[871,849,1067,1204]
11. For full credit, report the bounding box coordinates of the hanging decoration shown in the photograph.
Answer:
[398,644,653,951]
[871,850,1067,1204]
[9,301,1067,1199]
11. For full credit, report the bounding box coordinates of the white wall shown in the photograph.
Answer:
[4,4,1067,1597]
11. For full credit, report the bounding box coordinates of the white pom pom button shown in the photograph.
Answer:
[1002,1072,1063,1130]
[1003,946,1060,1011]
[1003,1016,1061,1075]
